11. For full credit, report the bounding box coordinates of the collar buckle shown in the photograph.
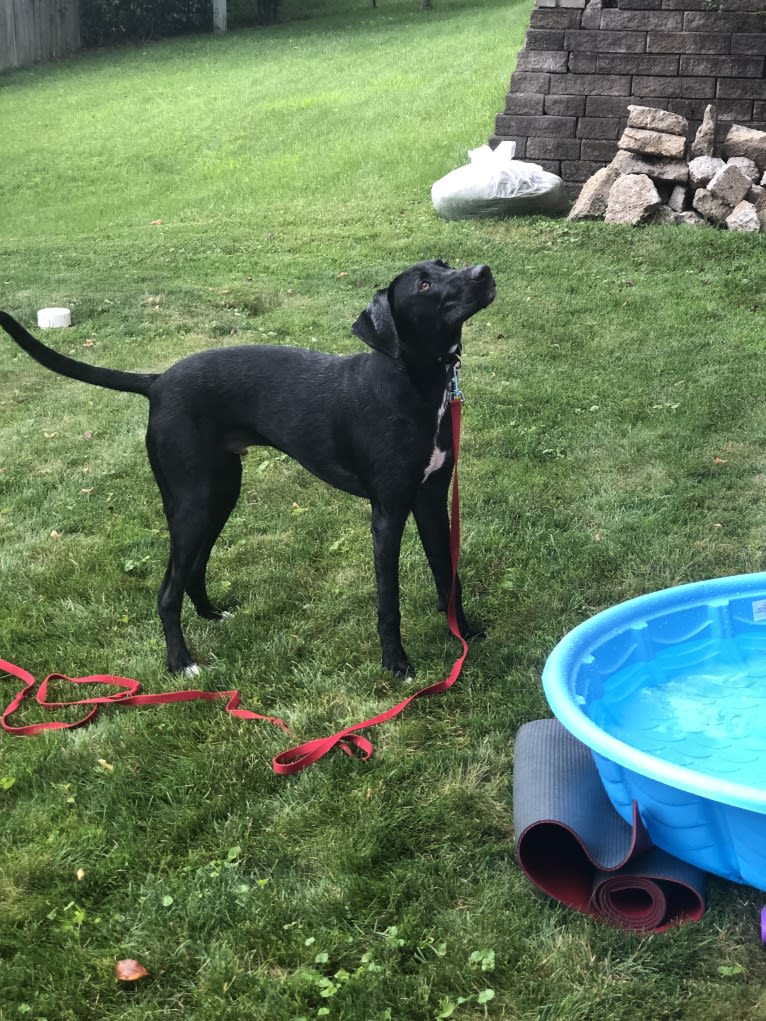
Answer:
[449,361,464,402]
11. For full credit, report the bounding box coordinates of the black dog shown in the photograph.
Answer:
[0,260,495,676]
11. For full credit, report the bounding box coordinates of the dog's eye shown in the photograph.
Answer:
[419,280,431,292]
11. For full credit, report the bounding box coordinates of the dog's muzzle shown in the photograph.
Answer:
[466,264,496,309]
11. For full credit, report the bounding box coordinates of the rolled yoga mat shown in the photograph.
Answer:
[514,718,707,931]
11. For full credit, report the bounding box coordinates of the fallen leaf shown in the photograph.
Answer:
[50,530,61,539]
[76,868,85,881]
[44,432,57,439]
[83,339,96,348]
[115,959,149,982]
[151,219,163,226]
[97,758,114,772]
[713,457,727,465]
[83,431,94,441]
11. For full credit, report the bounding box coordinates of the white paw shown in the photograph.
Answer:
[183,663,201,679]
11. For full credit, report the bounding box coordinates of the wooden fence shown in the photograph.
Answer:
[0,0,80,71]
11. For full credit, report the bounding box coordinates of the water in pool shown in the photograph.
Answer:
[587,630,766,787]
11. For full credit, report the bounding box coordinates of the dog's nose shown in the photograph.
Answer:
[469,264,493,283]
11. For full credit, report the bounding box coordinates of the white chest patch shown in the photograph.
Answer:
[422,388,450,483]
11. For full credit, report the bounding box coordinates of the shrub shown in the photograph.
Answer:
[79,0,211,46]
[228,0,282,26]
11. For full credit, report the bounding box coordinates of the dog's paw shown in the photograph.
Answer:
[196,606,232,622]
[461,622,487,642]
[182,663,201,679]
[383,653,415,680]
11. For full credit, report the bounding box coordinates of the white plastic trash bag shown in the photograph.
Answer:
[431,142,569,220]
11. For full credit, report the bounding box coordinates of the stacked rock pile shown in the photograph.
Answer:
[569,104,766,232]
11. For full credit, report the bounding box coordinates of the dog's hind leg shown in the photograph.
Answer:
[185,453,242,620]
[155,531,205,675]
[147,429,240,674]
[412,470,485,642]
[154,558,197,674]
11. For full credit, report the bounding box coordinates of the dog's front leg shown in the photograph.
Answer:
[412,470,485,642]
[370,504,412,677]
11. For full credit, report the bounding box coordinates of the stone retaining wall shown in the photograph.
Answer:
[490,0,766,197]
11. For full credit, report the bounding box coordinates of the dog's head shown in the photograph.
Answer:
[352,260,495,364]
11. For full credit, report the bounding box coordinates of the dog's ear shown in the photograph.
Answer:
[352,288,400,358]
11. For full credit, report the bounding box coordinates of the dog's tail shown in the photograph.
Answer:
[0,311,158,397]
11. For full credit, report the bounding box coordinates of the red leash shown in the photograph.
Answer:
[1,393,469,773]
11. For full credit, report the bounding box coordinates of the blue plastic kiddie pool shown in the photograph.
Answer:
[542,572,766,891]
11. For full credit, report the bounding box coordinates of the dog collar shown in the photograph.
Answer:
[438,346,462,367]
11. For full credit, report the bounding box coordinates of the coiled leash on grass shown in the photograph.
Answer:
[1,389,469,774]
[0,659,290,737]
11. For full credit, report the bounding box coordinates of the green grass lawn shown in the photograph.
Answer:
[2,1,766,1018]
